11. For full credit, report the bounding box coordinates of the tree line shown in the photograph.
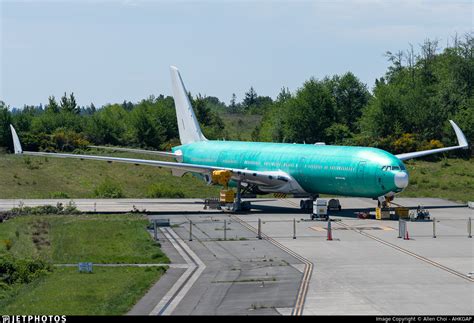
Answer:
[0,34,472,157]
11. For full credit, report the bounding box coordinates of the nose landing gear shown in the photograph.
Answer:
[377,195,394,208]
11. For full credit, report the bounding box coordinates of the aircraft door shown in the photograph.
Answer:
[376,166,387,191]
[357,161,366,183]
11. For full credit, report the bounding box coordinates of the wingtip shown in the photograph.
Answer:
[170,65,179,72]
[448,120,469,148]
[9,124,23,154]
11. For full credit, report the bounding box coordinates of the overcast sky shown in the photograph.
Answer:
[1,0,472,108]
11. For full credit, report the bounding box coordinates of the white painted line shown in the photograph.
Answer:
[161,228,206,315]
[149,229,195,316]
[167,227,205,268]
[149,227,206,316]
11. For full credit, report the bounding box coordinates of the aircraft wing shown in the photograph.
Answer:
[88,145,180,159]
[396,120,469,161]
[9,125,295,188]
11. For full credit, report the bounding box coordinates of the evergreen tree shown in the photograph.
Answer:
[69,92,78,114]
[46,96,60,114]
[243,87,257,110]
[0,101,12,150]
[60,92,70,112]
[276,87,291,103]
[229,93,239,113]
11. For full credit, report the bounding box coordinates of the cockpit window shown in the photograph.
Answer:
[382,165,402,171]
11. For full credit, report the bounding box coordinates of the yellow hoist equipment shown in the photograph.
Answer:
[211,170,235,203]
[211,170,233,188]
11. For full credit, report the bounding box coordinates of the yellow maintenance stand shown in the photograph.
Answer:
[395,207,410,219]
[390,200,410,219]
[375,198,410,220]
[210,169,247,211]
[375,207,390,220]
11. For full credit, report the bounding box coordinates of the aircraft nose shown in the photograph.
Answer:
[394,171,409,189]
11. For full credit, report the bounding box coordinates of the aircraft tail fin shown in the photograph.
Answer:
[170,66,207,145]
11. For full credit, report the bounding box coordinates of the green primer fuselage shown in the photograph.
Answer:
[172,140,407,198]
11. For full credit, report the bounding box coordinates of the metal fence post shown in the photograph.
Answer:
[153,220,157,241]
[258,218,262,240]
[398,219,402,238]
[189,220,193,241]
[432,217,436,238]
[293,218,296,239]
[224,219,227,241]
[399,220,407,240]
[469,217,472,238]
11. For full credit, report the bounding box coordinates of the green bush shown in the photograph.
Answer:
[7,202,80,216]
[392,133,418,154]
[146,183,185,198]
[50,128,90,152]
[0,256,52,286]
[94,178,124,198]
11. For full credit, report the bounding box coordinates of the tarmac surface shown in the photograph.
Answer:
[240,198,474,315]
[1,197,473,315]
[129,213,305,315]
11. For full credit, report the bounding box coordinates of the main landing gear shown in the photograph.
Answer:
[233,180,242,212]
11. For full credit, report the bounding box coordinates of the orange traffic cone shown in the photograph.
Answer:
[327,220,333,241]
